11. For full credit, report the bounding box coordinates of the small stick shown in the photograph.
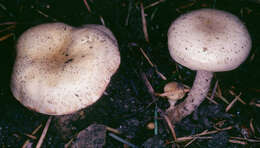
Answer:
[175,126,232,142]
[216,84,229,104]
[106,126,121,134]
[175,2,195,13]
[184,137,198,147]
[230,136,260,142]
[36,10,57,21]
[0,33,13,41]
[83,0,92,13]
[108,133,138,148]
[229,139,247,145]
[164,114,177,141]
[24,134,37,140]
[141,72,155,98]
[139,48,154,67]
[214,120,226,128]
[36,116,52,148]
[99,16,105,26]
[139,48,167,80]
[229,90,246,105]
[0,25,15,33]
[250,118,255,135]
[22,140,31,148]
[64,138,74,148]
[22,124,42,148]
[254,104,260,107]
[125,1,132,26]
[158,109,177,141]
[206,96,218,105]
[0,22,16,26]
[217,94,230,104]
[144,0,165,9]
[249,100,260,108]
[140,2,149,42]
[225,93,241,112]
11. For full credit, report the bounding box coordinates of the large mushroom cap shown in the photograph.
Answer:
[168,9,251,72]
[11,23,120,115]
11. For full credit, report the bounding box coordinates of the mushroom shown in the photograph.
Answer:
[156,81,189,110]
[11,23,120,115]
[167,9,251,123]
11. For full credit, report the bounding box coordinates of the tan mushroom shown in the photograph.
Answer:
[11,23,120,115]
[156,81,189,110]
[167,9,251,123]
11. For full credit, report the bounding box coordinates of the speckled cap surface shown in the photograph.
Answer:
[11,23,120,115]
[168,9,251,72]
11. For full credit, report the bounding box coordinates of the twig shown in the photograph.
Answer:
[64,138,74,148]
[229,90,246,105]
[0,33,13,41]
[250,118,255,135]
[141,72,158,111]
[36,116,52,148]
[230,136,260,143]
[140,2,149,42]
[175,126,232,143]
[139,48,154,67]
[144,0,165,9]
[24,134,37,140]
[108,133,138,148]
[214,120,226,128]
[160,110,177,141]
[229,139,247,145]
[22,124,43,148]
[0,25,15,33]
[184,137,198,147]
[206,96,218,105]
[141,72,156,99]
[216,84,229,104]
[0,22,16,26]
[225,93,241,112]
[139,48,167,80]
[22,140,31,148]
[216,93,229,104]
[99,16,105,26]
[106,126,121,134]
[249,100,260,108]
[83,0,92,13]
[176,2,195,13]
[125,1,132,26]
[35,10,57,21]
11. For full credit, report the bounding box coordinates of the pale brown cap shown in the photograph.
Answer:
[11,23,120,115]
[168,9,251,72]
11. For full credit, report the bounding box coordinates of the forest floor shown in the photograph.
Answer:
[0,0,259,147]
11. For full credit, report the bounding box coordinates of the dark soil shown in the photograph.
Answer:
[0,0,260,148]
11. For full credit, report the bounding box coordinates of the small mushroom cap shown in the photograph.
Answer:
[163,81,187,101]
[168,9,251,72]
[11,23,120,115]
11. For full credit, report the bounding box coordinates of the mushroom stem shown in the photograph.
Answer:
[166,70,213,123]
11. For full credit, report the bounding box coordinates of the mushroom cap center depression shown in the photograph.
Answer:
[11,23,120,115]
